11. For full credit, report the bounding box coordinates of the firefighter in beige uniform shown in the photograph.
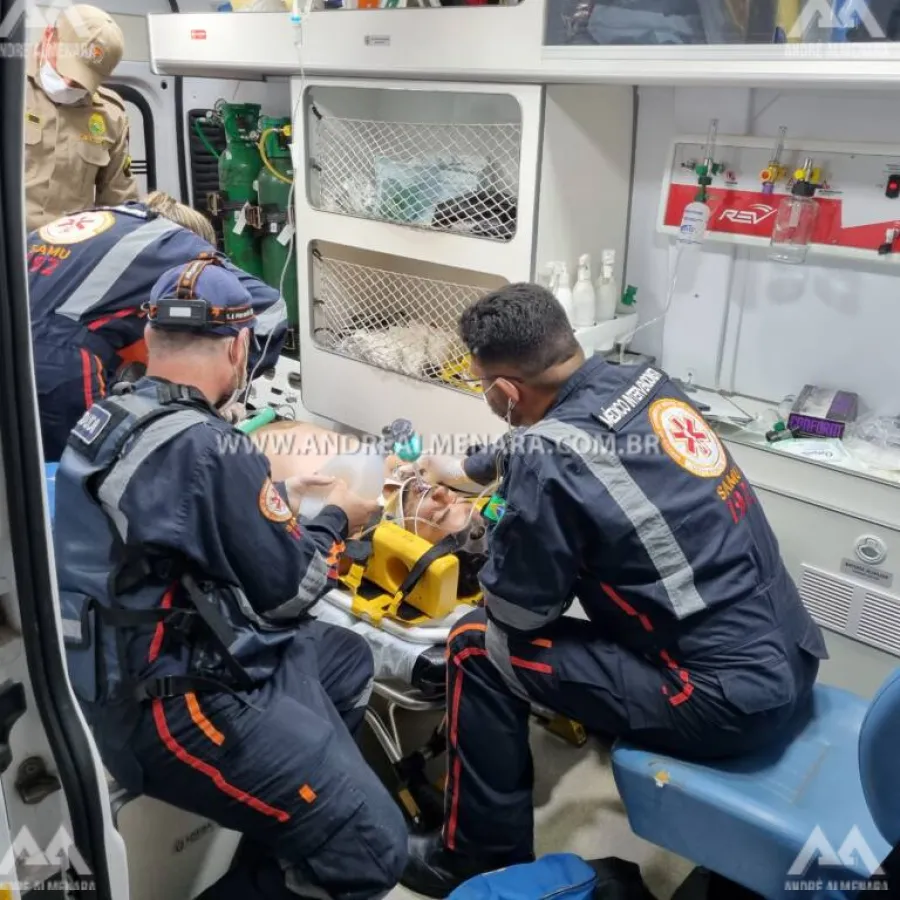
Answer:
[25,4,138,232]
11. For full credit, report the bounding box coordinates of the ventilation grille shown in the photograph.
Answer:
[187,109,226,247]
[799,563,900,659]
[858,592,900,657]
[799,567,853,632]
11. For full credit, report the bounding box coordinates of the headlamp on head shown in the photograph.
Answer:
[145,255,256,336]
[146,297,209,330]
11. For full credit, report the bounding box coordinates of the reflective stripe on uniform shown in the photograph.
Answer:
[255,297,287,335]
[265,555,330,621]
[56,218,183,321]
[483,588,565,632]
[527,418,707,620]
[98,408,208,542]
[484,620,532,703]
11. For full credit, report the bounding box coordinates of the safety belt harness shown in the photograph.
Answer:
[394,532,466,605]
[344,528,466,607]
[91,387,256,704]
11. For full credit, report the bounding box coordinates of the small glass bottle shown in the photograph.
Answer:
[769,163,819,265]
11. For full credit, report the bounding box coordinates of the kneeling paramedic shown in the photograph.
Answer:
[402,283,828,898]
[53,258,408,900]
[28,193,288,462]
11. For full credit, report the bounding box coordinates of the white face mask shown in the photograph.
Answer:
[218,334,249,413]
[39,60,88,105]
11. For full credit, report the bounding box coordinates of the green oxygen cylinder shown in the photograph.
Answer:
[257,116,299,354]
[219,102,264,279]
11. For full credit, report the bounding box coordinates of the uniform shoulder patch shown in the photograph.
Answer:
[72,405,112,446]
[88,112,107,139]
[259,479,294,524]
[649,398,727,479]
[38,210,116,245]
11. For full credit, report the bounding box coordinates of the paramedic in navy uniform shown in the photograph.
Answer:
[53,258,408,900]
[28,193,287,462]
[402,283,828,898]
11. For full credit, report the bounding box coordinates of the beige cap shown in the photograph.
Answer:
[53,4,124,93]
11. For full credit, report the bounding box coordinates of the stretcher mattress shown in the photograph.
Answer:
[311,588,473,697]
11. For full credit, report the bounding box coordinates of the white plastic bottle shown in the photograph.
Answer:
[554,263,575,326]
[593,249,618,353]
[572,254,596,328]
[595,249,618,323]
[677,199,710,247]
[538,262,556,291]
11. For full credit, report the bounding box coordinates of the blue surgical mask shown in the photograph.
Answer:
[39,61,88,105]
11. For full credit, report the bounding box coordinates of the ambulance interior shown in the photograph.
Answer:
[4,0,900,897]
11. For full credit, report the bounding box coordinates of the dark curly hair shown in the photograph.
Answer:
[459,283,579,379]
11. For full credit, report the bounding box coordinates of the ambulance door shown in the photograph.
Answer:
[0,4,129,897]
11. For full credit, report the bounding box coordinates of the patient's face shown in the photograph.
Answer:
[400,485,475,544]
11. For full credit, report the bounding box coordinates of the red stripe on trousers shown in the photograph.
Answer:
[660,650,694,706]
[79,349,93,409]
[151,699,290,823]
[148,588,174,663]
[444,644,554,849]
[445,646,487,850]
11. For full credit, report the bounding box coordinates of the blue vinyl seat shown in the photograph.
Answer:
[612,673,900,899]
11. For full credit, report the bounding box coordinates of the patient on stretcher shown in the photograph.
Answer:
[252,421,489,593]
[381,458,489,599]
[252,421,484,696]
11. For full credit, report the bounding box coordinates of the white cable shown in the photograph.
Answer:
[619,244,685,347]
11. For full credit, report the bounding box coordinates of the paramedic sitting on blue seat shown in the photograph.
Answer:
[401,282,829,899]
[28,192,287,462]
[52,257,408,900]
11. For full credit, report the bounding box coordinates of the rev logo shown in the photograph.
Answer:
[788,0,885,40]
[719,204,778,226]
[787,825,884,878]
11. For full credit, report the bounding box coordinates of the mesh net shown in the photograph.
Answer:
[310,113,522,242]
[312,253,485,394]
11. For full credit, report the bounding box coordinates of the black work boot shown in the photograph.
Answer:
[400,830,534,898]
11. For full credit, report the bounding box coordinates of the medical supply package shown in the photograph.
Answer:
[787,385,859,439]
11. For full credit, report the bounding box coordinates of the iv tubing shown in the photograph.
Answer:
[620,244,685,347]
[194,117,221,159]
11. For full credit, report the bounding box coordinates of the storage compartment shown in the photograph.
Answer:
[310,241,505,392]
[543,0,900,47]
[306,86,523,242]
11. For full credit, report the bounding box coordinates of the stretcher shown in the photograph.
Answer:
[246,412,587,828]
[312,513,588,831]
[315,512,483,831]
